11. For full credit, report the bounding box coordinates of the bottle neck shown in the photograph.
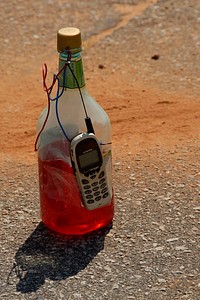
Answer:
[58,49,85,89]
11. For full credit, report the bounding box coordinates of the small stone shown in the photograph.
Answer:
[104,265,111,272]
[73,293,81,299]
[166,237,179,242]
[151,54,160,60]
[154,246,164,251]
[193,206,200,210]
[177,183,185,188]
[168,200,174,205]
[175,245,188,251]
[112,283,119,289]
[33,34,40,39]
[159,225,165,231]
[157,278,166,283]
[192,226,199,231]
[134,275,142,280]
[98,64,105,69]
[145,267,152,272]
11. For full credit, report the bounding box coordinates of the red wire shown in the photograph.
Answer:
[34,49,72,151]
[34,64,57,151]
[34,66,51,151]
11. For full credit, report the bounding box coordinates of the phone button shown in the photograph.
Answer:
[103,192,109,198]
[102,188,108,194]
[94,191,100,196]
[82,179,89,184]
[99,178,105,184]
[90,175,96,179]
[93,186,99,192]
[84,185,91,189]
[85,190,92,194]
[99,171,104,179]
[86,194,93,199]
[92,182,98,187]
[87,199,94,204]
[95,196,101,201]
[100,183,106,189]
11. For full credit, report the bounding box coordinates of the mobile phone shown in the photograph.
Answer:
[70,133,111,210]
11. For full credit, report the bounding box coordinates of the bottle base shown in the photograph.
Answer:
[42,218,113,236]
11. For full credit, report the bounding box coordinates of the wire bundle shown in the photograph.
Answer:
[35,50,86,150]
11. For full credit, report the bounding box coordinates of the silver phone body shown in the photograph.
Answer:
[70,133,111,210]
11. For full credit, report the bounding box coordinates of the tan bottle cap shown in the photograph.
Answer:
[57,27,81,52]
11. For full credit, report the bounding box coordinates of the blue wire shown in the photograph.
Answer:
[48,52,83,142]
[48,65,67,101]
[55,66,70,142]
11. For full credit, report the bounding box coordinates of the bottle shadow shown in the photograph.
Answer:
[9,222,112,293]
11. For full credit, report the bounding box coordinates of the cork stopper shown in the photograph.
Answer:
[57,27,81,52]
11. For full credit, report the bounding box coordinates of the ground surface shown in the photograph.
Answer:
[0,0,200,299]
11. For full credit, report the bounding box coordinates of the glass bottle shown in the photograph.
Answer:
[36,27,114,235]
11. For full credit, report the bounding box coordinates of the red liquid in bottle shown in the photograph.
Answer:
[38,140,114,235]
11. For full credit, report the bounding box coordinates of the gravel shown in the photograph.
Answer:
[1,141,199,299]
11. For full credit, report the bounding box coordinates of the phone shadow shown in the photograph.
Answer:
[10,222,112,293]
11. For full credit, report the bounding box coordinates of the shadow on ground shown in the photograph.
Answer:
[8,222,112,293]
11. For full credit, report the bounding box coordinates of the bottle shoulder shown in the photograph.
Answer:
[56,86,109,118]
[36,87,111,143]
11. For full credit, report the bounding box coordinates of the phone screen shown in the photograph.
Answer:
[79,149,100,169]
[75,137,103,173]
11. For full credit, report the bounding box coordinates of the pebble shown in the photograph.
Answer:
[175,245,188,251]
[166,237,179,242]
[177,183,185,188]
[193,206,200,210]
[154,246,164,251]
[157,278,166,283]
[159,225,165,231]
[104,265,111,272]
[112,283,119,289]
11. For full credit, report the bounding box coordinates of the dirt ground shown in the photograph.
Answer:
[0,0,200,299]
[0,0,199,166]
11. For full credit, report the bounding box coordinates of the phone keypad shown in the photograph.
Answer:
[82,171,110,206]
